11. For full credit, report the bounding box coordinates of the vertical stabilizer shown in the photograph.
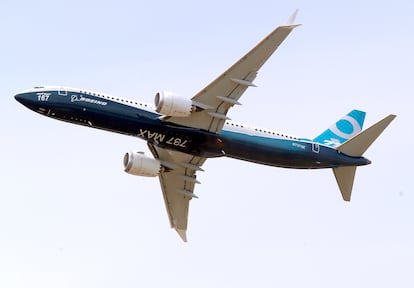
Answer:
[333,166,356,201]
[314,110,366,147]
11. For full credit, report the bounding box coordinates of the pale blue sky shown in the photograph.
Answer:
[2,1,413,287]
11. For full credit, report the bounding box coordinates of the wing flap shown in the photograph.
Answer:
[148,144,206,242]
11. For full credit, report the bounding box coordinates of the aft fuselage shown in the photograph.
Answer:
[15,87,370,169]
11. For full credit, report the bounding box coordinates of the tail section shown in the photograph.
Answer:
[333,166,356,201]
[313,110,366,147]
[332,114,396,201]
[336,114,396,157]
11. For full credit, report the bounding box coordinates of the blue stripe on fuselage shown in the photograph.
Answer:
[219,129,321,168]
[218,130,369,169]
[16,88,370,169]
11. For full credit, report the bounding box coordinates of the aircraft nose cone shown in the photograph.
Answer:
[14,91,38,111]
[15,92,31,108]
[14,93,25,104]
[15,92,33,105]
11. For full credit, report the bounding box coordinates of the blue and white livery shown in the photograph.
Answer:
[14,11,395,241]
[313,110,366,147]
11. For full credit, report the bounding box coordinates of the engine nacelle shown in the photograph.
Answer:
[123,151,161,177]
[154,91,193,117]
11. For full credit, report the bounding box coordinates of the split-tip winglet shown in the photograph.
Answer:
[286,9,299,25]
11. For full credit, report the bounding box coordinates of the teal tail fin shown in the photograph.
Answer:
[332,114,396,201]
[313,110,366,147]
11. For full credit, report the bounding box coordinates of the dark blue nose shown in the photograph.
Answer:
[15,92,38,111]
[14,93,25,104]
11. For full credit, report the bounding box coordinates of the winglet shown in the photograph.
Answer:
[175,228,187,242]
[286,9,299,25]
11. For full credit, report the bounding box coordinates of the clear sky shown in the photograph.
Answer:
[2,0,413,287]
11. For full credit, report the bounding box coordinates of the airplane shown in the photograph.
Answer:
[14,11,396,241]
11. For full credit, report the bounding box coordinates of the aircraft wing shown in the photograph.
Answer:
[148,143,206,242]
[162,11,300,133]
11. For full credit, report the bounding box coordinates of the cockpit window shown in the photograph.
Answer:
[58,88,67,96]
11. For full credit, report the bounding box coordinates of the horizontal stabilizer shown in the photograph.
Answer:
[333,114,396,201]
[333,166,356,201]
[337,114,396,157]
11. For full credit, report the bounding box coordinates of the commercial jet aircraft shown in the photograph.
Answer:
[15,11,396,241]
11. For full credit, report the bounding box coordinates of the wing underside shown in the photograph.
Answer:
[148,143,206,241]
[146,12,300,241]
[162,15,300,134]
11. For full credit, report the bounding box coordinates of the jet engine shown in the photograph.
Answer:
[154,91,193,117]
[123,151,161,177]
